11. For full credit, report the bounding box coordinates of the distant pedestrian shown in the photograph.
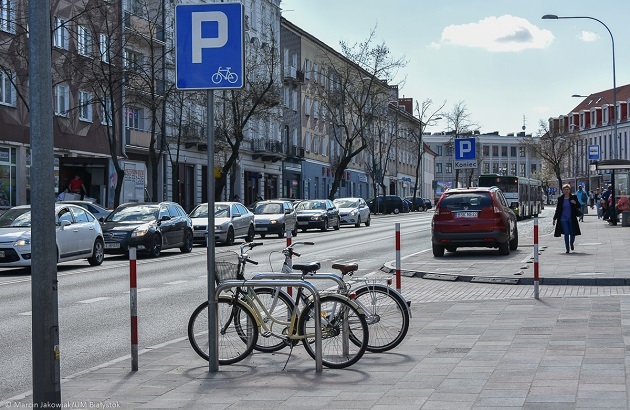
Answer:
[576,185,588,222]
[553,184,581,254]
[594,187,602,219]
[601,185,612,221]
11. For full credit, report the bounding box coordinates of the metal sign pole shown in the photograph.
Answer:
[207,90,218,372]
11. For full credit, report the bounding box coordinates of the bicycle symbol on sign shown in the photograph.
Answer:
[212,66,239,84]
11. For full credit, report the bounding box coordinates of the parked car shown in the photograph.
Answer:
[404,197,426,212]
[366,195,406,214]
[431,187,518,257]
[252,200,298,238]
[189,202,255,246]
[423,198,433,210]
[101,202,193,258]
[58,200,111,220]
[333,197,371,227]
[0,204,104,267]
[402,199,411,213]
[295,199,340,231]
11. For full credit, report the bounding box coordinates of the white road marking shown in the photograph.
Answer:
[164,280,188,285]
[77,297,110,304]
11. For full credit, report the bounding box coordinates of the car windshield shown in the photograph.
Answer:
[297,201,326,210]
[0,208,32,227]
[334,199,358,208]
[105,205,158,222]
[189,204,208,218]
[440,193,492,211]
[254,203,283,214]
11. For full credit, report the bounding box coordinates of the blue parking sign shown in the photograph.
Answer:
[175,3,244,90]
[455,138,476,160]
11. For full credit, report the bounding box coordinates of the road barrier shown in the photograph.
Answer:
[395,223,401,291]
[129,247,138,371]
[286,229,293,296]
[533,217,539,299]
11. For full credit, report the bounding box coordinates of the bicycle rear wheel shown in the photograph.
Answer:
[353,284,410,353]
[298,294,369,369]
[188,297,258,365]
[249,287,295,352]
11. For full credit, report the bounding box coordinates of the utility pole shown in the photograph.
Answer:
[30,0,61,405]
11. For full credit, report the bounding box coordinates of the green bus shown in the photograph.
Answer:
[478,174,543,220]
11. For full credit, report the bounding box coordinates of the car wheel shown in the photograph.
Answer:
[225,227,235,246]
[278,224,285,238]
[180,229,193,253]
[509,226,519,250]
[446,247,457,253]
[498,240,510,255]
[321,219,328,231]
[355,216,361,228]
[245,225,255,242]
[365,215,371,227]
[260,234,266,238]
[393,208,400,214]
[87,238,104,266]
[334,217,340,230]
[432,243,444,257]
[149,234,162,258]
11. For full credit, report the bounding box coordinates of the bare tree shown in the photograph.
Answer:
[442,101,478,187]
[520,119,579,188]
[317,28,407,199]
[212,25,282,200]
[408,98,445,209]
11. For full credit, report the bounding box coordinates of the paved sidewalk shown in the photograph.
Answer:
[384,210,630,285]
[5,279,630,409]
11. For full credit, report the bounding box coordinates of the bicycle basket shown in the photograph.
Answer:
[214,260,241,284]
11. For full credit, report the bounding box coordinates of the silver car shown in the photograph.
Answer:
[58,200,111,220]
[334,197,371,227]
[252,200,298,238]
[190,202,255,246]
[0,204,105,267]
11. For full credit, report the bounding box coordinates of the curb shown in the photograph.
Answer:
[380,264,630,286]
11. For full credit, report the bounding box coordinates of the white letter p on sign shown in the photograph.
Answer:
[192,11,228,63]
[460,140,472,155]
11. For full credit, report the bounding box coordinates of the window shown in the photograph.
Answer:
[53,16,69,50]
[71,207,89,223]
[292,90,297,111]
[519,147,525,157]
[313,136,319,154]
[77,25,92,56]
[0,70,15,106]
[125,107,144,130]
[304,132,311,152]
[100,96,112,126]
[0,0,15,34]
[283,87,289,107]
[501,146,507,157]
[436,146,443,156]
[519,164,526,177]
[304,59,310,80]
[492,146,498,157]
[321,137,327,156]
[78,90,93,122]
[313,100,319,119]
[304,98,310,116]
[54,84,69,117]
[510,147,517,157]
[482,145,489,156]
[124,49,143,71]
[492,163,499,173]
[510,163,516,175]
[445,146,452,156]
[482,162,490,174]
[531,164,537,174]
[445,163,452,173]
[435,163,442,173]
[99,34,110,63]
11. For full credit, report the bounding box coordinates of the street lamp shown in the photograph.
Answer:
[543,14,618,224]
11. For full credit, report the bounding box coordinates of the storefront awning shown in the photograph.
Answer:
[595,160,630,171]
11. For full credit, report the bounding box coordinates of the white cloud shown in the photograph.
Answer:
[578,31,599,42]
[439,15,554,52]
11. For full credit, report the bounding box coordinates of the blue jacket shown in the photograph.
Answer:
[576,188,588,205]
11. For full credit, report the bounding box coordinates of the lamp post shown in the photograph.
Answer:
[543,14,618,224]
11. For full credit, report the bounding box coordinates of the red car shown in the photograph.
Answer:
[431,187,518,257]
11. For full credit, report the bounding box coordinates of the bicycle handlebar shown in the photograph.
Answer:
[245,258,258,265]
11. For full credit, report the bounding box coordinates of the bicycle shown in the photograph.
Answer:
[188,242,369,369]
[264,241,411,353]
[211,66,238,84]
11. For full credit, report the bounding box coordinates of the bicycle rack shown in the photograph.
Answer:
[215,279,323,372]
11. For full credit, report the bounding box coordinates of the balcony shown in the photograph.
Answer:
[283,68,305,84]
[251,139,284,162]
[286,145,305,158]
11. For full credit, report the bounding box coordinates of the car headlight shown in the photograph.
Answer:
[349,210,357,216]
[215,223,227,231]
[131,228,149,237]
[14,238,30,246]
[269,220,278,224]
[310,215,322,221]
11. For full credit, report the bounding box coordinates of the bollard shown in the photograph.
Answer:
[533,217,539,300]
[129,247,138,371]
[395,223,401,292]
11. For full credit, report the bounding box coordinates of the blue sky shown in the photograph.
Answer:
[280,0,630,136]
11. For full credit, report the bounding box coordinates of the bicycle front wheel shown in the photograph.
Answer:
[354,285,410,353]
[188,297,258,365]
[249,287,295,352]
[298,294,369,369]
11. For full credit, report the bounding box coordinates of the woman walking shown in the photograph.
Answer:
[553,184,582,253]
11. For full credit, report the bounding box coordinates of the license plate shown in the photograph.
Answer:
[104,243,121,249]
[456,211,478,218]
[257,227,267,231]
[297,221,308,225]
[0,251,4,257]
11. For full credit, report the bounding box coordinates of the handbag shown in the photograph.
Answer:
[575,205,582,218]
